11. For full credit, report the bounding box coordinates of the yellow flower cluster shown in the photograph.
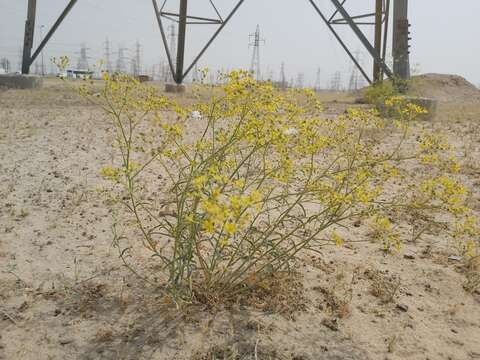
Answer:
[420,176,467,214]
[198,188,262,238]
[369,215,401,252]
[100,166,121,182]
[453,216,480,257]
[384,96,428,121]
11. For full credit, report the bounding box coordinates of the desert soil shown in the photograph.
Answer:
[0,77,479,360]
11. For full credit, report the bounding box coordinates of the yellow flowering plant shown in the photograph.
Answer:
[79,70,478,303]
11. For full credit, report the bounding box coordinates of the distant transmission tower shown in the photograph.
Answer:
[0,58,11,73]
[161,60,169,82]
[279,62,287,89]
[314,68,322,92]
[77,43,90,70]
[131,41,142,76]
[266,67,274,82]
[330,71,342,91]
[104,38,113,73]
[249,25,264,81]
[39,25,45,76]
[150,64,156,80]
[295,72,305,89]
[168,24,177,69]
[348,50,362,91]
[17,47,23,72]
[216,68,224,84]
[289,77,294,88]
[116,46,128,74]
[192,62,199,83]
[48,61,55,75]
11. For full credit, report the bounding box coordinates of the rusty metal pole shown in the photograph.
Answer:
[175,0,188,84]
[22,0,37,74]
[373,0,383,83]
[393,0,410,80]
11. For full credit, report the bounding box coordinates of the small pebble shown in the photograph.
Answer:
[59,337,74,345]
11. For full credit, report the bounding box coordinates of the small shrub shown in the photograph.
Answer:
[362,81,396,105]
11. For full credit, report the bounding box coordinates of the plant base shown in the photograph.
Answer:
[165,83,186,94]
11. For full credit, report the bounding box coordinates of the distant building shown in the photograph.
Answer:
[60,69,94,80]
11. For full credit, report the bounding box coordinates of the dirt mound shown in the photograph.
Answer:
[409,73,480,102]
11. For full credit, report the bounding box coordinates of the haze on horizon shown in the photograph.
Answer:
[1,0,479,88]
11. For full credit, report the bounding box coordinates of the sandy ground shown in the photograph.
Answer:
[0,78,479,360]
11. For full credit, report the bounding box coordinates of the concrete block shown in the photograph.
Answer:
[378,96,438,120]
[0,74,43,89]
[165,83,186,94]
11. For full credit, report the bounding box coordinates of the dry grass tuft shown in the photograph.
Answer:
[365,268,401,303]
[192,342,280,360]
[59,281,108,316]
[463,256,480,294]
[313,268,358,319]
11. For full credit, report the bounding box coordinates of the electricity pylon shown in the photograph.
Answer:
[279,62,287,90]
[348,50,362,91]
[104,38,113,73]
[249,25,264,81]
[116,46,128,74]
[168,24,177,72]
[131,40,142,76]
[77,43,89,70]
[314,68,322,92]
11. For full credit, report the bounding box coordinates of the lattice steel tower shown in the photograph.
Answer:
[348,50,362,91]
[116,46,128,74]
[279,62,287,89]
[314,68,322,92]
[168,24,177,72]
[131,40,142,76]
[104,38,113,73]
[249,25,264,81]
[77,43,89,70]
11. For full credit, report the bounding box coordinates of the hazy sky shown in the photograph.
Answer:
[1,0,479,87]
